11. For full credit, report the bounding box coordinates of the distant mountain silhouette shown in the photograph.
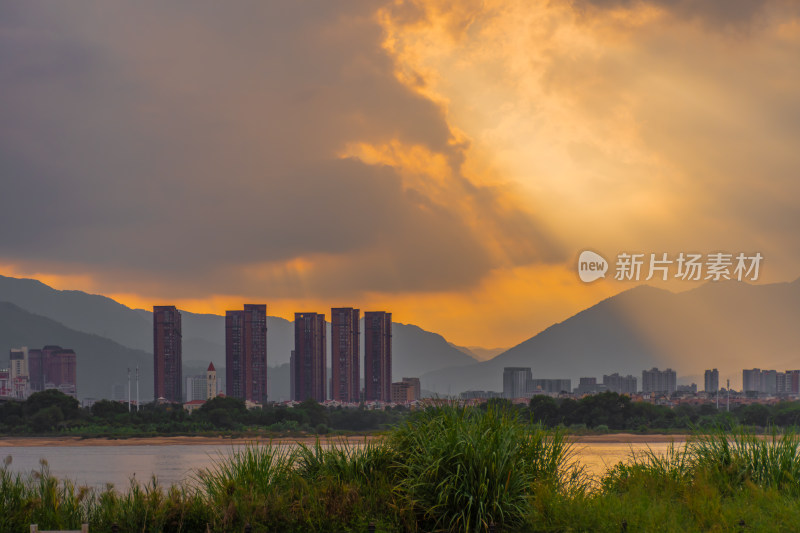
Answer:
[0,301,152,400]
[421,279,800,394]
[0,275,476,396]
[0,275,153,352]
[3,274,797,399]
[449,343,508,361]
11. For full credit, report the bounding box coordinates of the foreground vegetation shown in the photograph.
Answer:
[3,405,800,532]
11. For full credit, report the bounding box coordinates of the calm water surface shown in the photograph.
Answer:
[0,441,681,489]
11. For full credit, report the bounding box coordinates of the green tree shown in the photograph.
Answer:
[208,409,234,429]
[529,396,559,426]
[296,399,328,427]
[91,399,129,420]
[23,390,80,420]
[198,396,247,416]
[738,403,771,427]
[30,405,64,432]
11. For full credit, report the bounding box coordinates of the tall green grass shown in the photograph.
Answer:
[6,418,800,532]
[602,426,800,496]
[390,404,579,532]
[0,455,210,533]
[295,438,397,485]
[0,457,94,532]
[691,426,800,494]
[193,440,409,531]
[194,443,294,530]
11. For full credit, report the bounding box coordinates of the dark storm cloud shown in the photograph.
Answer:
[0,1,561,297]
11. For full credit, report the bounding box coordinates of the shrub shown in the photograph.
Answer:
[390,404,575,532]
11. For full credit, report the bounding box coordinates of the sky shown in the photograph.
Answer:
[1,1,799,348]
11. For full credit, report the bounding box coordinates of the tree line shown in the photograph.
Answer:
[2,390,799,436]
[0,390,407,435]
[522,391,800,430]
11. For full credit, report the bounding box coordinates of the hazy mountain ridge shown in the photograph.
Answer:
[0,301,153,400]
[0,275,476,393]
[0,276,153,352]
[421,279,800,394]
[449,343,508,361]
[5,273,796,399]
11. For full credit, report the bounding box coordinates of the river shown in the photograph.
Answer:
[0,440,682,489]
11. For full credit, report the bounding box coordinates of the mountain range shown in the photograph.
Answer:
[0,301,154,400]
[1,274,798,400]
[0,275,476,400]
[420,278,800,394]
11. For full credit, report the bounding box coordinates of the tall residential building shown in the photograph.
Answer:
[391,381,414,404]
[742,368,762,393]
[704,369,719,393]
[9,348,28,399]
[364,311,392,402]
[9,348,27,381]
[388,378,423,404]
[641,368,677,395]
[9,345,79,399]
[207,362,217,400]
[185,375,208,402]
[576,377,599,395]
[762,370,778,395]
[741,368,796,396]
[503,367,532,399]
[786,370,800,395]
[603,373,637,395]
[28,348,43,392]
[225,304,268,404]
[777,372,788,394]
[0,369,10,397]
[330,307,360,403]
[293,312,327,402]
[153,305,182,403]
[402,377,421,401]
[45,348,77,397]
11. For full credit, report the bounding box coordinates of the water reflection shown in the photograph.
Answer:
[0,441,684,489]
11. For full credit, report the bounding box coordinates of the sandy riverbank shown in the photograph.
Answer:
[0,435,380,447]
[0,433,687,447]
[571,433,688,444]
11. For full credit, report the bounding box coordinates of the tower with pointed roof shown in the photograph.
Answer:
[206,362,217,400]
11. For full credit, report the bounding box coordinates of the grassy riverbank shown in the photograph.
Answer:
[2,406,800,532]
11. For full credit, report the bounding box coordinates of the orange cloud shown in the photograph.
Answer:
[1,0,799,349]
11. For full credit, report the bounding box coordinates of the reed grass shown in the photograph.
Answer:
[690,426,800,495]
[602,426,800,497]
[295,438,397,485]
[4,419,800,532]
[390,404,578,532]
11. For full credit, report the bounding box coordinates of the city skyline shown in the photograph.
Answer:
[0,266,795,399]
[2,345,77,399]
